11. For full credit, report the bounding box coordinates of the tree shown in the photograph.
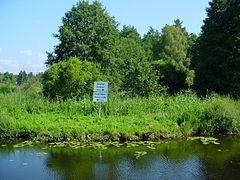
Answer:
[42,57,101,99]
[155,21,194,91]
[152,60,189,92]
[0,72,16,93]
[16,70,27,86]
[120,25,141,43]
[160,22,190,70]
[142,27,162,61]
[194,0,240,97]
[0,72,16,84]
[115,38,159,96]
[46,0,119,68]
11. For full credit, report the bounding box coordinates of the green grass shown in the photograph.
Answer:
[0,91,240,142]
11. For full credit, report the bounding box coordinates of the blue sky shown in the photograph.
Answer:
[0,0,210,74]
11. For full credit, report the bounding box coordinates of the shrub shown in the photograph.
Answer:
[199,96,240,134]
[16,81,42,95]
[152,60,190,92]
[0,83,16,94]
[42,57,101,100]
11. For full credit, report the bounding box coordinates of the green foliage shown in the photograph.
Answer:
[194,0,240,97]
[44,0,200,96]
[0,71,42,95]
[0,83,15,94]
[42,0,239,97]
[16,70,28,86]
[0,113,15,138]
[142,27,162,61]
[0,72,16,84]
[153,60,194,92]
[154,21,195,91]
[15,71,43,95]
[113,38,159,96]
[42,57,101,99]
[199,95,240,134]
[16,81,42,95]
[1,90,240,141]
[160,22,190,69]
[122,60,160,96]
[46,0,119,67]
[0,72,16,94]
[120,25,141,43]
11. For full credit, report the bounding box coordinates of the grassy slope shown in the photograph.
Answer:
[0,92,240,142]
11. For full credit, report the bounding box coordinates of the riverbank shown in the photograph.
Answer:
[0,92,240,142]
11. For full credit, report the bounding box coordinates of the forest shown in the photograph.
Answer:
[0,0,240,141]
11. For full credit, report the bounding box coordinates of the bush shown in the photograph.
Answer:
[16,81,42,95]
[199,95,240,134]
[152,60,190,92]
[0,83,15,94]
[42,57,101,100]
[121,61,160,96]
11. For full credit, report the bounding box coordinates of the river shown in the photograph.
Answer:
[1,136,240,180]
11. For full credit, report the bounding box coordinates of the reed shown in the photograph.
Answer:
[0,91,239,141]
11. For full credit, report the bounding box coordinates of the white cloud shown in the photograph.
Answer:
[0,59,21,74]
[1,50,47,74]
[18,50,47,61]
[0,48,3,53]
[19,49,34,56]
[0,59,14,65]
[0,58,46,74]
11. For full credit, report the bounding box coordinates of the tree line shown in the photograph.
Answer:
[42,0,240,99]
[1,0,239,99]
[43,1,198,99]
[0,71,42,93]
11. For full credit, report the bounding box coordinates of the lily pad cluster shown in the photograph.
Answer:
[47,141,161,150]
[134,151,147,159]
[13,141,34,148]
[188,136,220,145]
[10,140,164,153]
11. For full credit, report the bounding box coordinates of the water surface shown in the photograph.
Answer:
[1,136,240,180]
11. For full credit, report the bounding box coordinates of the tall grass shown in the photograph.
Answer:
[0,91,240,142]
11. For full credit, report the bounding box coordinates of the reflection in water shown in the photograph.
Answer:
[93,162,109,180]
[0,149,62,180]
[113,156,205,180]
[1,136,240,179]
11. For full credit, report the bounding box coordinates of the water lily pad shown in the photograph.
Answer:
[13,141,34,148]
[190,136,220,145]
[146,146,156,150]
[125,142,139,148]
[188,137,202,141]
[36,152,48,157]
[134,151,147,159]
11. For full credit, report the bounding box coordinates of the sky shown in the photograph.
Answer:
[0,0,210,74]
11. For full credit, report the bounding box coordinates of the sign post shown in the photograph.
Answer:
[93,82,108,118]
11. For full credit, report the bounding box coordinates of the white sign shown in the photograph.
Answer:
[94,82,108,92]
[93,92,108,102]
[93,82,108,102]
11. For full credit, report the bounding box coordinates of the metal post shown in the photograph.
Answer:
[98,103,102,119]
